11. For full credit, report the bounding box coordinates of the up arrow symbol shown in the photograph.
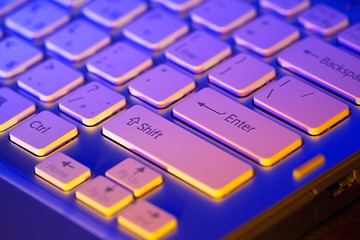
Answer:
[62,161,74,169]
[127,117,140,126]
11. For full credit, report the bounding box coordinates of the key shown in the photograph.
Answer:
[233,14,300,56]
[0,87,36,132]
[152,0,202,12]
[297,4,349,36]
[86,42,153,85]
[82,0,147,30]
[35,152,91,191]
[9,111,78,156]
[17,58,84,102]
[0,36,43,79]
[45,19,111,62]
[59,81,126,126]
[118,201,177,240]
[259,0,310,18]
[208,53,276,97]
[76,176,133,216]
[173,88,301,166]
[102,105,254,199]
[128,64,196,108]
[277,37,360,105]
[106,158,163,197]
[5,1,70,41]
[123,8,189,51]
[165,30,231,73]
[0,0,27,19]
[253,76,350,135]
[52,0,88,9]
[190,0,256,34]
[338,23,360,54]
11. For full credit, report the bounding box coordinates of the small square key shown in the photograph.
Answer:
[233,14,300,56]
[5,1,70,41]
[118,201,177,240]
[17,58,84,102]
[76,176,133,216]
[0,0,27,19]
[190,0,256,34]
[86,42,153,85]
[209,53,276,97]
[52,0,89,9]
[82,0,147,29]
[165,30,231,73]
[35,152,91,191]
[45,19,111,62]
[128,64,195,108]
[9,111,78,156]
[106,158,163,198]
[0,36,43,79]
[298,4,349,36]
[59,81,126,126]
[123,8,189,51]
[0,87,36,132]
[259,0,310,18]
[152,0,202,12]
[338,23,360,54]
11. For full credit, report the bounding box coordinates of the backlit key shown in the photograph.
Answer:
[254,76,350,135]
[118,201,177,240]
[106,158,163,197]
[128,64,195,108]
[35,152,91,191]
[59,82,126,126]
[233,14,300,56]
[277,37,360,105]
[0,36,43,79]
[9,111,78,156]
[76,176,133,216]
[52,0,88,9]
[297,4,349,36]
[102,105,254,199]
[338,23,360,54]
[17,58,84,102]
[208,53,276,97]
[173,88,301,166]
[260,0,310,17]
[82,0,147,29]
[190,0,256,34]
[45,19,111,62]
[165,31,231,73]
[0,0,27,19]
[123,8,189,51]
[86,42,153,85]
[0,87,36,132]
[5,1,70,41]
[152,0,202,12]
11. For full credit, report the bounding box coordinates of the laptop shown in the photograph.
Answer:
[1,0,359,239]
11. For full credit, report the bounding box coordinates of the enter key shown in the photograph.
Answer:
[173,88,302,166]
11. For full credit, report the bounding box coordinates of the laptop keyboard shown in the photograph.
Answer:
[1,0,360,239]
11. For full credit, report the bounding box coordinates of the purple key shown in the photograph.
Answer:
[152,0,202,12]
[259,0,310,17]
[233,14,300,56]
[338,23,360,54]
[190,0,256,34]
[254,76,350,135]
[0,0,27,19]
[278,37,360,105]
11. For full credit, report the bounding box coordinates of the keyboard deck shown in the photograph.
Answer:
[1,0,360,239]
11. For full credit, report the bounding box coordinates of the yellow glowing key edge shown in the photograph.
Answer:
[118,213,177,240]
[34,166,91,191]
[133,176,163,197]
[307,108,350,135]
[0,104,36,132]
[10,128,78,156]
[293,155,325,180]
[75,189,134,216]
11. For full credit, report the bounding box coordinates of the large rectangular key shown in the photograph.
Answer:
[278,37,360,105]
[102,105,254,199]
[173,88,302,166]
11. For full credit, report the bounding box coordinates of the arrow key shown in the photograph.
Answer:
[35,152,91,191]
[106,158,163,198]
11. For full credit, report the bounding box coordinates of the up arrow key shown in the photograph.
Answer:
[127,117,140,126]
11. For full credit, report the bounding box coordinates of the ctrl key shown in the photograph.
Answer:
[9,111,78,156]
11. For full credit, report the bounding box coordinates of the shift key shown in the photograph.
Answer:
[173,88,302,166]
[278,37,360,105]
[102,105,254,199]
